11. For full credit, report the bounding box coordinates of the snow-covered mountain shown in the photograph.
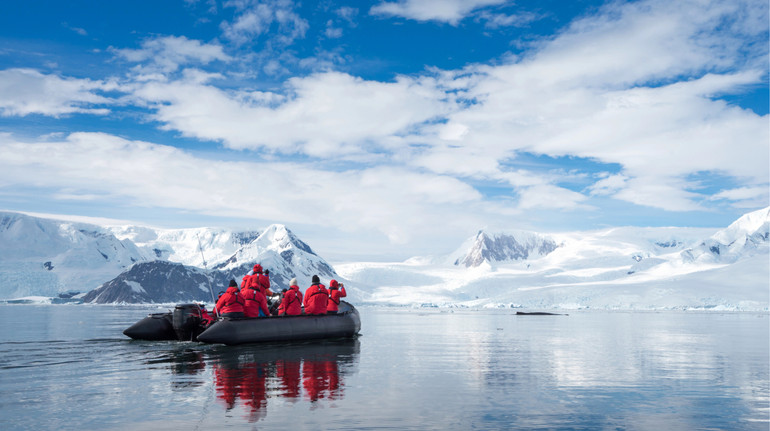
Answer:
[0,212,340,303]
[211,224,338,290]
[2,207,768,310]
[681,207,770,264]
[82,225,340,304]
[450,230,559,268]
[74,224,340,304]
[336,207,770,311]
[0,212,148,298]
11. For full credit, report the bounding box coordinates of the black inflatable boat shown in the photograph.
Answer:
[123,301,361,345]
[197,301,361,345]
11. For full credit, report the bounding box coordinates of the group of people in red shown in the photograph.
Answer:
[214,264,346,319]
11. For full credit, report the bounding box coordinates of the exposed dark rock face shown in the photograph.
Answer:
[83,261,213,304]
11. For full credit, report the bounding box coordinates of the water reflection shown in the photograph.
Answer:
[146,347,207,388]
[160,338,359,423]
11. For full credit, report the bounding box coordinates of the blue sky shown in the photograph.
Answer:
[0,0,767,261]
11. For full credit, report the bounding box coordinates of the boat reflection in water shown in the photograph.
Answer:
[207,338,360,422]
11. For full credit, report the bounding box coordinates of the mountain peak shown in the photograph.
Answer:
[711,206,769,246]
[452,229,559,267]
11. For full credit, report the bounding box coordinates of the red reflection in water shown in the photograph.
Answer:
[210,340,358,422]
[303,359,342,402]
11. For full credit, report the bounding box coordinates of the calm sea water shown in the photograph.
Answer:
[0,305,767,430]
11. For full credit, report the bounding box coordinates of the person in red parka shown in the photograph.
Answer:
[303,275,328,315]
[247,264,274,296]
[215,280,245,318]
[326,279,347,314]
[246,264,261,290]
[259,269,273,296]
[241,283,270,318]
[279,278,303,316]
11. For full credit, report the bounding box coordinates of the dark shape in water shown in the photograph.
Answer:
[516,311,568,316]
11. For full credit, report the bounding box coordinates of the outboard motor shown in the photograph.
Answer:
[173,303,204,341]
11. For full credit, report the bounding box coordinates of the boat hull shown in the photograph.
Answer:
[197,301,361,345]
[123,312,176,341]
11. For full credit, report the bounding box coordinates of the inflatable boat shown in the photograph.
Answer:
[123,301,361,345]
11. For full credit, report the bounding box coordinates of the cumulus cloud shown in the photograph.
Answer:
[2,0,765,252]
[105,0,766,216]
[426,0,769,212]
[0,68,114,117]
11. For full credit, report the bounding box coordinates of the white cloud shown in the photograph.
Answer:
[221,0,309,45]
[113,35,231,73]
[5,0,764,245]
[589,174,628,197]
[612,177,704,212]
[710,186,770,208]
[130,70,453,156]
[517,184,589,211]
[0,68,113,117]
[325,21,343,39]
[425,0,769,212]
[335,6,358,24]
[370,0,506,25]
[476,10,540,29]
[111,0,767,216]
[0,133,488,248]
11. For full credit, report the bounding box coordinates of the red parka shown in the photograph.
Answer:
[257,273,272,296]
[247,264,273,296]
[280,285,303,316]
[241,287,269,318]
[215,286,245,315]
[326,279,347,313]
[303,283,328,315]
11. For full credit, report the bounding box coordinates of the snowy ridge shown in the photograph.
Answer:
[681,207,770,264]
[337,208,769,311]
[0,212,147,298]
